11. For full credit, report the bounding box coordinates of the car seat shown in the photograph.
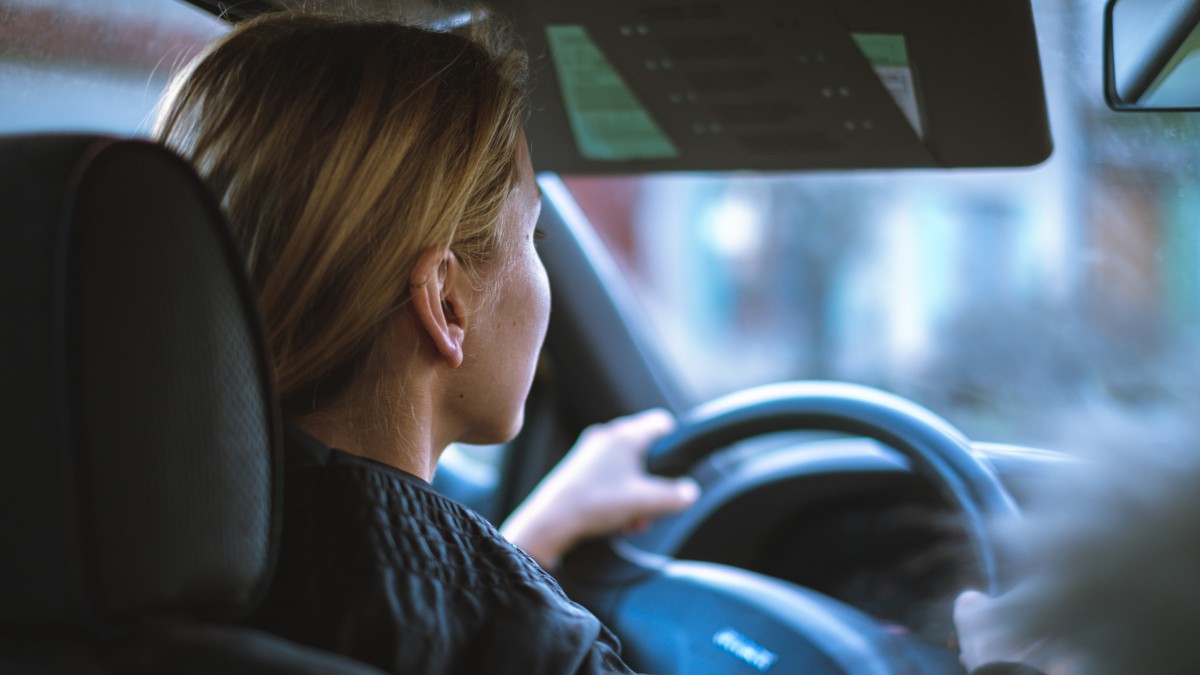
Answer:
[0,134,383,674]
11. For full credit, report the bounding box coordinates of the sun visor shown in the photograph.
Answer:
[500,0,1052,172]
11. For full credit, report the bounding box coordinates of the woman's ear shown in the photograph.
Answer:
[410,247,470,368]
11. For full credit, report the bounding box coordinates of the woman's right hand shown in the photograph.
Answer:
[500,409,701,570]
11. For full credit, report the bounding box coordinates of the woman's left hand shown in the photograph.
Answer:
[500,408,701,570]
[955,590,1072,675]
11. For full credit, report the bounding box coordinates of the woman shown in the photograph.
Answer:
[157,11,697,673]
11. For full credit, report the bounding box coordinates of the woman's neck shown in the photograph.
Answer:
[293,316,468,482]
[296,386,440,481]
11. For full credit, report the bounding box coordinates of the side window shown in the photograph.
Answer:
[0,0,227,136]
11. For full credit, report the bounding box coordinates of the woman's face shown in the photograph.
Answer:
[452,134,550,444]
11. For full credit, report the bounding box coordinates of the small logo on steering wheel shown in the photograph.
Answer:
[713,627,778,671]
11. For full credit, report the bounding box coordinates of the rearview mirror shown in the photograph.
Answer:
[1105,0,1200,110]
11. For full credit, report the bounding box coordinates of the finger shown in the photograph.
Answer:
[622,407,674,426]
[954,589,990,622]
[638,407,676,429]
[613,409,676,455]
[629,476,701,518]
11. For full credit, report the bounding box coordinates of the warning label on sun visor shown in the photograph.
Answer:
[546,24,679,161]
[851,33,923,139]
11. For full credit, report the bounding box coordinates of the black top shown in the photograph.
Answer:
[249,426,634,674]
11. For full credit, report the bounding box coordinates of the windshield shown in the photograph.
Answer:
[0,0,225,135]
[563,0,1200,448]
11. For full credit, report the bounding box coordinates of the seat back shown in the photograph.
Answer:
[0,133,277,653]
[0,133,393,674]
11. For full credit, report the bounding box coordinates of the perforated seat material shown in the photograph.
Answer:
[70,141,275,621]
[0,135,279,628]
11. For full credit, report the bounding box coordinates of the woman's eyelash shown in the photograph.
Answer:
[533,228,548,241]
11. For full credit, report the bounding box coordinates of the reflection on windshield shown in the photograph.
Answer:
[565,0,1200,447]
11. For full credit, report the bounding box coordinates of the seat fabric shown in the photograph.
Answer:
[0,134,381,674]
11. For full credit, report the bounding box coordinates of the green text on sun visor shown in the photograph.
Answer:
[545,24,679,161]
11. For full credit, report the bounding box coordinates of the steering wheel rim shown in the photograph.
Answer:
[560,381,1020,674]
[646,380,1019,595]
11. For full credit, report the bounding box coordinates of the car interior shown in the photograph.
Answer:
[2,0,1198,672]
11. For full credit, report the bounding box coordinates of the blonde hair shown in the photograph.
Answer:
[156,12,527,416]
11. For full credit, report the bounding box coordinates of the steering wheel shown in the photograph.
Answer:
[559,381,1020,674]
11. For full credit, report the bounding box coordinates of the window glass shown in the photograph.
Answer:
[564,0,1200,448]
[0,0,227,135]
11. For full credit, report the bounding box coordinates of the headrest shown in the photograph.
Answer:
[0,135,279,630]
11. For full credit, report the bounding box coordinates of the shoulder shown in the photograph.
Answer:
[283,424,556,590]
[258,425,633,674]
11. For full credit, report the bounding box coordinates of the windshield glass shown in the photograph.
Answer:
[563,0,1200,448]
[0,0,225,135]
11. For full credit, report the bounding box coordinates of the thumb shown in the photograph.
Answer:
[954,590,991,621]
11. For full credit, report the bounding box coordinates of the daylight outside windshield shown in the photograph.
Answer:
[0,0,225,134]
[564,0,1200,449]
